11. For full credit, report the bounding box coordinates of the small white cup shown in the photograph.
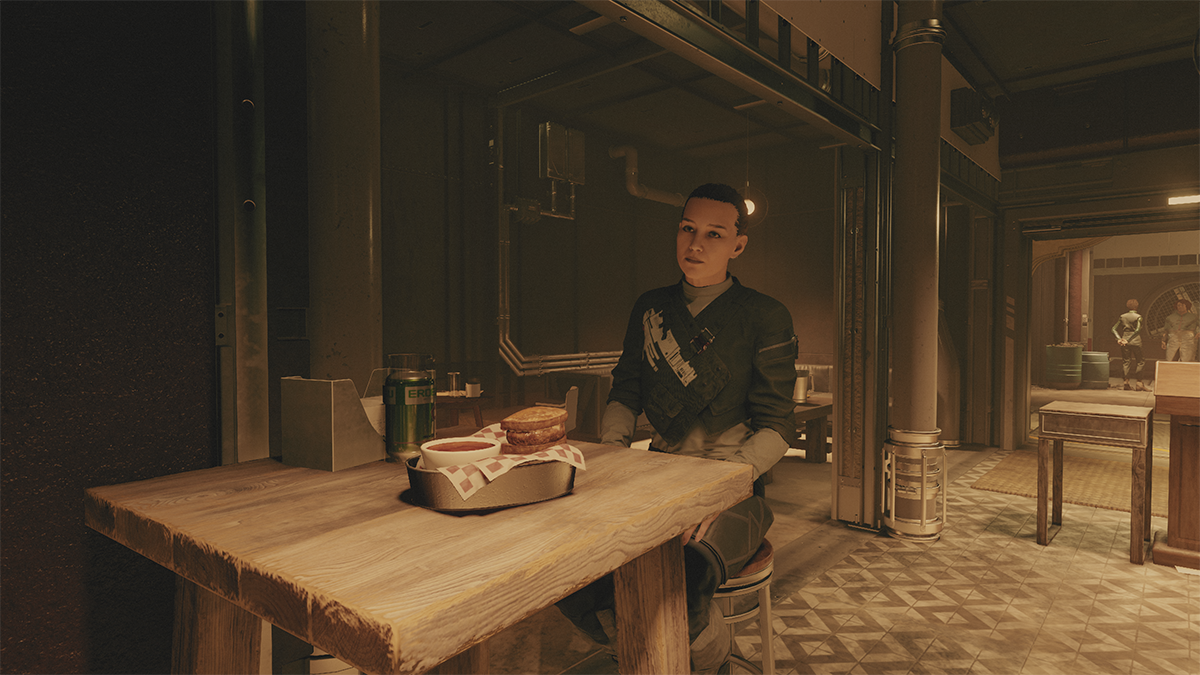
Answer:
[420,436,501,469]
[465,382,482,397]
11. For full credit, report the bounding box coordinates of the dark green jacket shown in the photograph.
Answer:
[607,277,798,446]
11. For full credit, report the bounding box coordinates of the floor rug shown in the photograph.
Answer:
[970,449,1169,518]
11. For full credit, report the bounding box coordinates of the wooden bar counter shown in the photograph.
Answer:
[84,444,752,675]
[1151,361,1200,569]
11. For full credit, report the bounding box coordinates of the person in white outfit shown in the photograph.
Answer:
[1160,298,1198,362]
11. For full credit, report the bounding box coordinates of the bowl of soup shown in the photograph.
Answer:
[420,436,502,469]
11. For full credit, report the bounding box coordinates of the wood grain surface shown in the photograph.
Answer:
[613,541,688,675]
[85,444,751,674]
[172,578,262,674]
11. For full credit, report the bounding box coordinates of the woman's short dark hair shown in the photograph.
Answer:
[684,183,748,234]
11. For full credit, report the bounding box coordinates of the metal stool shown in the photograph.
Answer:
[714,539,774,674]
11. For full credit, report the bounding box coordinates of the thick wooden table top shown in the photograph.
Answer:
[1038,401,1153,448]
[84,444,751,674]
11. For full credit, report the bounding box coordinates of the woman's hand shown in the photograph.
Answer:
[680,513,720,545]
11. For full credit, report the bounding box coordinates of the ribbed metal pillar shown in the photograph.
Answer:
[306,1,382,392]
[884,0,945,541]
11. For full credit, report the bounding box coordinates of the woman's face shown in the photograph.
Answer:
[676,197,748,287]
[1178,301,1190,315]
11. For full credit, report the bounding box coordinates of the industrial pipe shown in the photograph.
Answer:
[609,145,685,207]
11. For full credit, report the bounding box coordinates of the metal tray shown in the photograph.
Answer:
[403,456,575,513]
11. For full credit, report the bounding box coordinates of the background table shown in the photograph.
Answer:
[435,393,487,428]
[84,444,751,674]
[1036,401,1154,564]
[795,392,834,463]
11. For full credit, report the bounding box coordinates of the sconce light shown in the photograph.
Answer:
[1167,194,1200,205]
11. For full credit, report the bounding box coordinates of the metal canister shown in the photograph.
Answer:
[384,369,435,462]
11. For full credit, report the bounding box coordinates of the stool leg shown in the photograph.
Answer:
[757,584,774,675]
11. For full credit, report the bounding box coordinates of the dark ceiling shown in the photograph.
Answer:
[379,1,1200,159]
[943,0,1198,100]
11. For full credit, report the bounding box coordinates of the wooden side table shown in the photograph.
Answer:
[1036,401,1154,564]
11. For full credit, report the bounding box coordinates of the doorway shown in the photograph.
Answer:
[1027,231,1199,451]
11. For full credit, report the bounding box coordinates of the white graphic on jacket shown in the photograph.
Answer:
[642,308,697,387]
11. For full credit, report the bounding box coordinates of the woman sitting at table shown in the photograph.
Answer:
[556,183,798,673]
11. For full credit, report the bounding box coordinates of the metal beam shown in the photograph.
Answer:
[577,0,879,150]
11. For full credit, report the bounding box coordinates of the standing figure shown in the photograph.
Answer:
[555,183,797,673]
[1160,298,1199,362]
[1112,299,1148,391]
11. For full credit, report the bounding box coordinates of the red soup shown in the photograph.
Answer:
[429,441,495,452]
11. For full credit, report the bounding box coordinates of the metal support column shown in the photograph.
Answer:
[307,1,383,393]
[883,0,946,541]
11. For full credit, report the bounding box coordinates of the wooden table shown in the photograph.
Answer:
[435,393,486,428]
[84,444,751,675]
[1036,401,1154,564]
[795,392,834,463]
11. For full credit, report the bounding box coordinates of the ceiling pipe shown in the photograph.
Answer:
[609,145,686,207]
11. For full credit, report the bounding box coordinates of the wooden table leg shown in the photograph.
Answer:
[472,404,484,427]
[1130,437,1150,565]
[804,418,827,463]
[1052,440,1063,527]
[613,540,689,675]
[1037,438,1050,545]
[433,642,488,674]
[172,577,261,675]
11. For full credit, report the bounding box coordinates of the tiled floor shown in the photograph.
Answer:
[731,449,1200,675]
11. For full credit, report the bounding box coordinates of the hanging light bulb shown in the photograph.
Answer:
[741,114,768,226]
[742,183,769,226]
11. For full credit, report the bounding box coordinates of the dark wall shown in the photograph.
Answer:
[378,68,839,400]
[0,3,219,673]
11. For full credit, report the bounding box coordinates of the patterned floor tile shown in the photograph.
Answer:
[969,654,1028,674]
[763,447,1199,675]
[1071,650,1133,675]
[1128,647,1199,675]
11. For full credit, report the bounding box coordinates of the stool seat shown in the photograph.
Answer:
[715,539,775,674]
[735,539,773,578]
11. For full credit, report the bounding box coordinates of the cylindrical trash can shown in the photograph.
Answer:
[1080,351,1109,389]
[882,428,945,541]
[1045,344,1082,389]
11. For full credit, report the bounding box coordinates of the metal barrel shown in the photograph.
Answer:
[1080,351,1109,389]
[1044,344,1082,390]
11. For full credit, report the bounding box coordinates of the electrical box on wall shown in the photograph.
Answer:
[539,122,585,185]
[950,87,996,146]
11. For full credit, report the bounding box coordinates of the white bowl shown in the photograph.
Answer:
[420,436,502,469]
